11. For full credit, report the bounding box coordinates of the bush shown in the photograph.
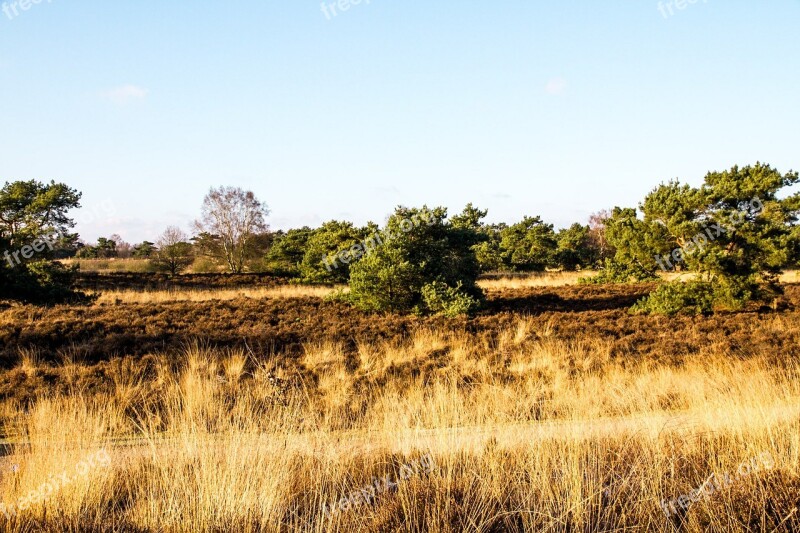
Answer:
[631,280,716,316]
[1,260,88,304]
[579,259,659,285]
[299,221,371,284]
[348,248,420,312]
[420,281,480,317]
[348,206,484,314]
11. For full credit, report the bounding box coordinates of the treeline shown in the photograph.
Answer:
[263,211,613,281]
[70,211,613,279]
[2,162,799,314]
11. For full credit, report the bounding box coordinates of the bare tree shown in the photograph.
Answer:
[193,186,269,273]
[110,234,133,258]
[153,226,194,276]
[588,210,613,264]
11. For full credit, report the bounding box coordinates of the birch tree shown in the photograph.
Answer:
[194,186,269,273]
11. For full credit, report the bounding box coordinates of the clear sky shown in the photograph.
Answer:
[1,1,798,243]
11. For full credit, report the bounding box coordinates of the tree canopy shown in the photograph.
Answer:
[0,179,84,303]
[347,205,483,315]
[194,186,269,273]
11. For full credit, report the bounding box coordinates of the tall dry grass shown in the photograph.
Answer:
[1,324,798,531]
[478,271,592,290]
[478,270,800,291]
[60,258,158,273]
[92,285,341,304]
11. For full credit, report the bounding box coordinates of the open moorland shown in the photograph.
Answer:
[0,273,798,532]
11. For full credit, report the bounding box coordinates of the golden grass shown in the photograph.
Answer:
[477,270,705,290]
[478,271,592,290]
[60,258,157,273]
[93,285,341,304]
[780,270,800,283]
[1,322,798,531]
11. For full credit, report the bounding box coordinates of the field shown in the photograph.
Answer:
[0,274,799,531]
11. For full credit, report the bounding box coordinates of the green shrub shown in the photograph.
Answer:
[420,281,480,317]
[348,206,484,314]
[631,281,716,316]
[348,248,420,312]
[1,260,88,304]
[299,221,371,284]
[579,259,659,285]
[323,287,352,304]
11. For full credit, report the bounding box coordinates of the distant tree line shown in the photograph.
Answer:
[2,162,799,314]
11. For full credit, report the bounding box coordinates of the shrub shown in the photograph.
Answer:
[299,221,372,284]
[420,281,480,317]
[348,206,484,314]
[632,281,715,316]
[348,247,420,312]
[1,260,88,304]
[579,259,659,285]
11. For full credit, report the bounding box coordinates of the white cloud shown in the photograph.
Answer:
[545,77,568,95]
[102,84,149,104]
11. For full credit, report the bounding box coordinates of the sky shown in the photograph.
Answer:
[1,0,798,243]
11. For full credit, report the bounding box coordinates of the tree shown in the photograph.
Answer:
[76,236,119,259]
[96,237,118,258]
[582,207,664,283]
[191,232,224,262]
[450,203,488,231]
[499,216,557,271]
[110,234,133,258]
[194,186,269,273]
[132,241,156,258]
[263,227,314,277]
[635,163,800,313]
[473,223,506,272]
[299,221,371,284]
[0,179,84,304]
[588,210,613,267]
[0,179,81,246]
[44,232,81,259]
[152,226,194,276]
[555,223,596,270]
[347,206,483,315]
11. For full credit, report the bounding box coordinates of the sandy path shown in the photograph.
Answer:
[3,398,797,467]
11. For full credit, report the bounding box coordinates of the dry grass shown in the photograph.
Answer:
[780,270,800,283]
[1,322,798,531]
[479,270,800,291]
[92,285,341,304]
[478,271,592,290]
[62,258,229,274]
[61,258,158,273]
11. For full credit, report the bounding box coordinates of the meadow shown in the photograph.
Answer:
[0,274,798,531]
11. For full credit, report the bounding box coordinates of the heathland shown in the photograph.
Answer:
[0,272,798,531]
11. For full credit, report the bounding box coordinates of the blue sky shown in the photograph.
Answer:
[1,1,798,243]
